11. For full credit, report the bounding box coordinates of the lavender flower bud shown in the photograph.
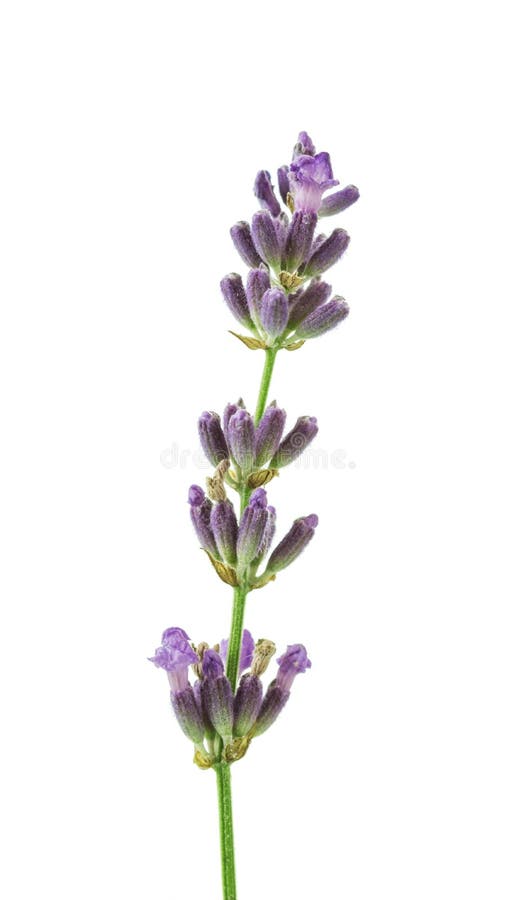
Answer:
[294,298,350,339]
[277,165,290,205]
[226,408,256,472]
[253,643,311,736]
[265,514,319,574]
[293,131,316,158]
[252,682,289,736]
[254,505,276,564]
[246,267,271,328]
[284,211,317,272]
[237,489,269,567]
[304,228,350,276]
[188,485,219,558]
[194,677,215,740]
[171,686,205,745]
[254,170,281,218]
[210,499,238,567]
[251,210,281,269]
[230,221,262,269]
[255,403,287,467]
[287,279,332,329]
[198,411,229,468]
[259,287,289,340]
[319,185,360,217]
[234,673,263,737]
[201,649,234,740]
[220,273,254,330]
[220,628,255,676]
[222,399,245,439]
[269,416,319,468]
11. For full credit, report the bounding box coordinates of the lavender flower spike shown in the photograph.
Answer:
[255,402,287,467]
[269,416,319,468]
[230,221,262,269]
[319,185,360,218]
[198,411,229,468]
[259,287,289,341]
[293,298,350,340]
[220,273,255,331]
[254,170,281,218]
[304,228,350,277]
[201,649,234,741]
[188,485,219,559]
[265,514,319,575]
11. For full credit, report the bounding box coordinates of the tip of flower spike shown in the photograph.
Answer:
[188,485,205,507]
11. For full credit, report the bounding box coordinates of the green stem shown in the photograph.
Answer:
[216,346,279,898]
[254,347,278,424]
[216,762,237,900]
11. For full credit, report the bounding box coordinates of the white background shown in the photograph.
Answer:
[1,1,515,898]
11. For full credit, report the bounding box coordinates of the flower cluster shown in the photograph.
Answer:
[149,627,311,767]
[223,132,358,350]
[150,132,358,771]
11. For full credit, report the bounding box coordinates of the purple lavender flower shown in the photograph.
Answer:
[148,628,197,694]
[251,211,281,270]
[162,626,191,645]
[198,411,229,468]
[220,273,255,330]
[276,644,312,691]
[220,628,255,676]
[253,643,311,736]
[265,514,319,574]
[188,485,219,559]
[233,673,263,737]
[255,402,287,467]
[254,504,276,564]
[254,170,281,218]
[319,184,360,217]
[211,499,238,567]
[283,211,317,272]
[230,221,262,269]
[237,488,269,567]
[201,649,234,740]
[293,297,350,340]
[303,228,350,276]
[259,287,289,341]
[287,279,332,330]
[226,408,256,472]
[269,416,319,468]
[289,152,339,215]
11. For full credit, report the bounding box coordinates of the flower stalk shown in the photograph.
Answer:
[148,131,359,899]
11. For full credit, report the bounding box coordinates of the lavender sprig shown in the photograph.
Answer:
[149,131,359,900]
